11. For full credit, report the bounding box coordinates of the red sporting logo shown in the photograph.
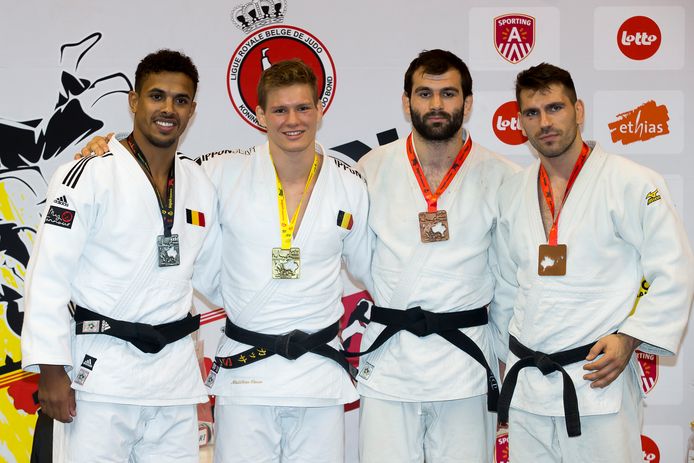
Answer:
[493,101,527,145]
[636,350,659,394]
[494,14,535,64]
[495,429,509,463]
[617,16,661,60]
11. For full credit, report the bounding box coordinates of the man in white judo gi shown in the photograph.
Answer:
[21,50,221,462]
[198,59,372,463]
[354,49,518,462]
[493,62,694,462]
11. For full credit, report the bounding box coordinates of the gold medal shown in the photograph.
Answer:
[418,210,450,243]
[272,247,301,279]
[538,244,567,276]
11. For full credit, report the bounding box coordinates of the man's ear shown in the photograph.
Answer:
[256,105,266,128]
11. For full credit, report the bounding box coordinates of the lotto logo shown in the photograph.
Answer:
[641,435,660,462]
[617,16,661,60]
[492,101,527,145]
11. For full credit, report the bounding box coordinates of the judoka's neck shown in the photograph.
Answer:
[270,144,319,186]
[124,132,176,197]
[538,133,585,181]
[412,127,464,172]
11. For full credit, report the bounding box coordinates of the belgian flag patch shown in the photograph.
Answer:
[186,209,206,227]
[337,210,353,230]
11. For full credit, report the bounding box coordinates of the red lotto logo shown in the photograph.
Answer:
[617,16,661,60]
[641,434,660,462]
[493,101,527,145]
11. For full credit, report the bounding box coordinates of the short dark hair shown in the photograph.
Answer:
[515,62,577,105]
[134,49,199,95]
[403,49,473,98]
[257,59,319,110]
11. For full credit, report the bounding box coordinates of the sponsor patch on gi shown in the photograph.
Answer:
[646,189,661,205]
[359,362,375,380]
[81,355,97,370]
[74,368,90,385]
[45,205,75,229]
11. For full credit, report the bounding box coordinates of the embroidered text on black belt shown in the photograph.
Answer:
[214,319,357,378]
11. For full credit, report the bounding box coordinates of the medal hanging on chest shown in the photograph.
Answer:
[127,134,179,267]
[537,143,590,276]
[270,153,319,279]
[406,133,472,243]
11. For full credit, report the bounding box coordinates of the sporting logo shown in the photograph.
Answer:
[617,16,661,61]
[495,429,509,463]
[494,14,535,63]
[493,101,527,145]
[227,25,336,131]
[607,100,670,145]
[636,350,659,394]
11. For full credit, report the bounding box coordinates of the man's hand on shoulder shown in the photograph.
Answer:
[38,364,77,423]
[74,132,114,159]
[582,333,641,388]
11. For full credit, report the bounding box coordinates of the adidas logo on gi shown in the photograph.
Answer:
[53,195,69,207]
[81,354,97,370]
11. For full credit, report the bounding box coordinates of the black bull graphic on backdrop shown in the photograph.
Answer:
[0,33,131,433]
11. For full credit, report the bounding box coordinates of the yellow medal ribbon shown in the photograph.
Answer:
[273,153,319,249]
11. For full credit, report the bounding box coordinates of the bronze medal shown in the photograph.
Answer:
[272,247,300,279]
[418,210,450,243]
[538,244,567,276]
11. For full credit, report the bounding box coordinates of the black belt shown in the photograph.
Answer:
[498,335,597,437]
[74,305,200,354]
[346,305,499,412]
[215,319,357,378]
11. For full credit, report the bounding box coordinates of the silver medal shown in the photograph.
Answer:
[157,234,180,267]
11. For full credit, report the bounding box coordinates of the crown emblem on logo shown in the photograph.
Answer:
[231,0,287,34]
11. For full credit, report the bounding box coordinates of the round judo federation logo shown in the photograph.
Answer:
[227,25,336,131]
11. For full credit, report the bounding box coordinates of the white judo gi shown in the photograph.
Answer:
[21,137,222,462]
[198,142,372,463]
[356,132,518,462]
[492,141,694,462]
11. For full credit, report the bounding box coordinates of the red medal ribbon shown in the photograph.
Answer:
[406,133,472,212]
[538,142,591,246]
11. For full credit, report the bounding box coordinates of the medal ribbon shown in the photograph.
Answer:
[406,132,472,212]
[273,153,319,249]
[538,142,590,246]
[127,133,176,237]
